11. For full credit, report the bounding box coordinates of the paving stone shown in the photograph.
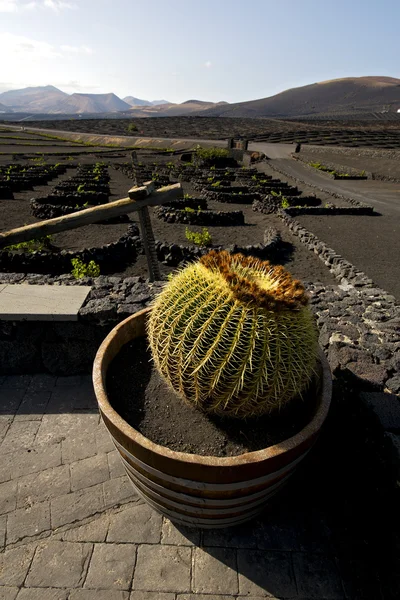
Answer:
[0,389,25,414]
[255,513,300,550]
[0,416,12,444]
[103,476,137,507]
[161,518,201,546]
[132,594,175,600]
[14,391,51,422]
[133,545,191,593]
[0,284,91,321]
[0,588,19,600]
[10,442,62,479]
[46,381,97,413]
[96,425,116,454]
[0,544,36,586]
[27,374,57,393]
[0,515,6,549]
[26,541,92,588]
[17,464,71,509]
[7,501,51,544]
[62,431,97,464]
[84,543,136,590]
[35,414,99,446]
[0,480,17,515]
[1,375,31,389]
[1,421,40,454]
[107,450,125,479]
[51,484,104,529]
[107,503,162,543]
[70,453,110,492]
[177,596,233,600]
[193,547,238,595]
[237,550,296,598]
[56,376,82,387]
[57,513,109,542]
[202,521,258,549]
[360,391,400,432]
[16,588,69,599]
[70,591,129,600]
[292,552,345,599]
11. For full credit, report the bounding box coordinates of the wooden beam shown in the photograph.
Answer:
[0,182,182,249]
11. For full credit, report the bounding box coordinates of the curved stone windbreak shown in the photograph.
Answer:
[155,206,245,226]
[0,224,140,275]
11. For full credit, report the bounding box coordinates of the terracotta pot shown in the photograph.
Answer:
[93,307,332,529]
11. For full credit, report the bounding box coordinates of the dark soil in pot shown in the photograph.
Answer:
[106,336,319,457]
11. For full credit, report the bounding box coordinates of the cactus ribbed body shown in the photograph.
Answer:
[147,251,318,418]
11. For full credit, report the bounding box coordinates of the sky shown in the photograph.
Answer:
[1,0,399,103]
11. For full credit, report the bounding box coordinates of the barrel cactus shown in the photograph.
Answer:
[147,250,318,418]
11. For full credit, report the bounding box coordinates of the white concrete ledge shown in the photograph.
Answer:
[0,284,92,321]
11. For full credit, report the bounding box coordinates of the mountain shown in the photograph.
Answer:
[0,85,68,112]
[55,93,131,114]
[123,96,152,107]
[0,101,12,112]
[196,76,400,118]
[151,99,170,106]
[126,99,228,117]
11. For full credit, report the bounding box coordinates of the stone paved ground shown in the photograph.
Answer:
[0,374,398,599]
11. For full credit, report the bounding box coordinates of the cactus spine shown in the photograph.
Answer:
[147,250,318,418]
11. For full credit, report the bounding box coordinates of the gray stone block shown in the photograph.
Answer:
[107,450,125,479]
[16,589,69,600]
[0,588,19,600]
[35,413,99,447]
[1,421,40,453]
[7,500,51,544]
[17,464,71,509]
[0,480,17,515]
[0,544,36,586]
[360,391,400,432]
[84,543,136,590]
[14,391,51,422]
[26,541,92,588]
[107,503,162,544]
[9,442,62,479]
[161,518,201,547]
[0,415,12,444]
[103,476,137,508]
[193,547,238,595]
[0,389,25,414]
[70,453,110,492]
[57,513,109,543]
[51,485,104,529]
[62,431,97,464]
[0,514,6,549]
[70,591,129,600]
[292,552,345,598]
[133,545,191,593]
[237,549,296,597]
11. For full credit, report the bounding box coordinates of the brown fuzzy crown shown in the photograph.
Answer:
[200,250,309,311]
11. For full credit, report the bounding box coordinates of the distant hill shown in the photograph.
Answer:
[0,101,12,112]
[151,100,170,106]
[55,93,131,114]
[197,76,400,118]
[126,99,228,117]
[123,96,153,107]
[0,85,68,112]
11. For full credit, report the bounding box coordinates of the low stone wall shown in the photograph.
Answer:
[293,154,371,179]
[0,224,140,275]
[269,160,374,211]
[155,206,245,226]
[284,206,374,216]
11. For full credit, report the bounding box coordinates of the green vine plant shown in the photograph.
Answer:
[185,227,212,247]
[5,235,53,253]
[71,258,100,279]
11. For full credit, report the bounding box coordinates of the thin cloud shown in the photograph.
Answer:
[60,45,93,55]
[0,1,36,11]
[204,61,212,68]
[0,0,76,11]
[0,32,61,59]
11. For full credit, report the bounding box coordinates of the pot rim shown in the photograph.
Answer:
[93,307,332,467]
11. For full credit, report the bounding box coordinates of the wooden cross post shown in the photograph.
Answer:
[129,152,161,281]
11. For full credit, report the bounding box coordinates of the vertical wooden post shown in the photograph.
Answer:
[129,153,161,282]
